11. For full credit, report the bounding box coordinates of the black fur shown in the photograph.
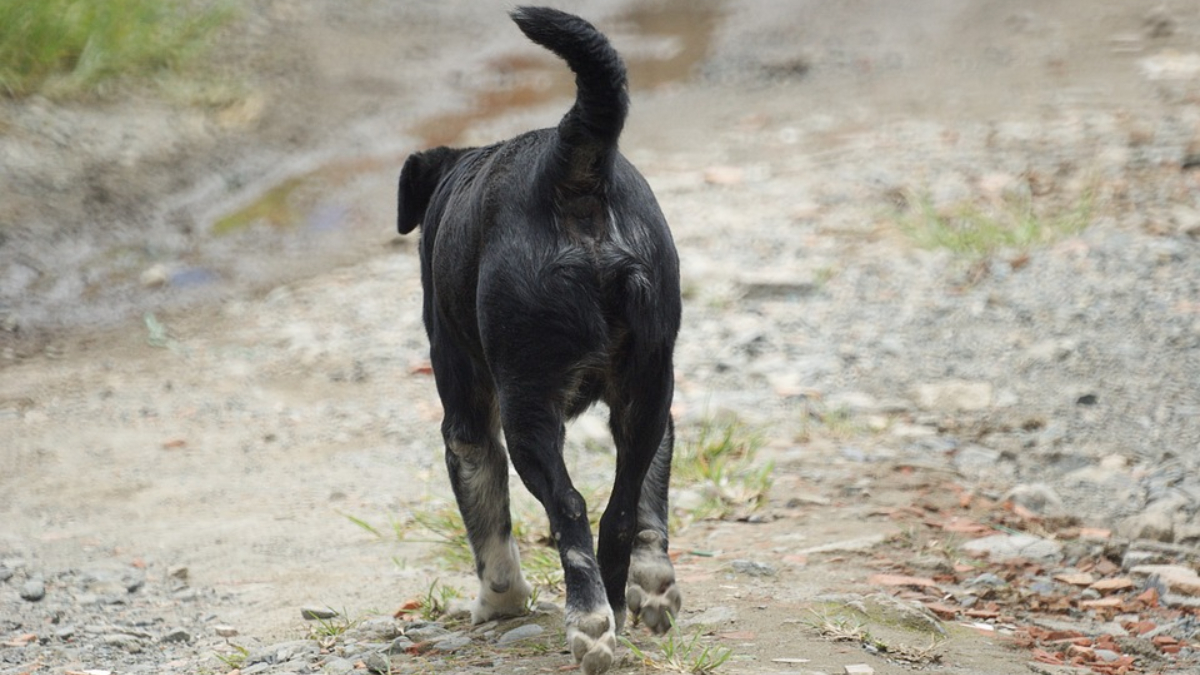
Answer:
[397,7,681,671]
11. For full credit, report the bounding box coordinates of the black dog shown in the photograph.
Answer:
[397,7,681,674]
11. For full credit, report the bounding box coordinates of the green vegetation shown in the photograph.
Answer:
[417,579,462,621]
[673,419,773,521]
[212,643,248,671]
[898,190,1093,259]
[0,0,232,98]
[623,617,733,674]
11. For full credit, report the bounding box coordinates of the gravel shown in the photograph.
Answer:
[2,1,1200,674]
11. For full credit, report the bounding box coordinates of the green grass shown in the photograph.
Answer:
[898,190,1093,259]
[212,643,248,672]
[673,420,773,521]
[0,0,233,98]
[622,617,733,674]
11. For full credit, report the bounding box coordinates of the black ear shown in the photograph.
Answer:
[397,147,464,234]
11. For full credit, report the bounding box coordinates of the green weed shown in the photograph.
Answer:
[622,617,733,674]
[898,190,1093,259]
[212,643,248,671]
[306,609,355,642]
[673,419,773,521]
[0,0,233,98]
[417,579,462,622]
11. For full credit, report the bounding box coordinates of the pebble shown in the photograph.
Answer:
[0,566,12,582]
[388,634,417,653]
[103,634,142,653]
[962,533,1063,563]
[1002,483,1065,516]
[363,651,391,674]
[432,635,472,652]
[320,656,355,674]
[350,617,400,641]
[404,623,450,641]
[1129,564,1200,596]
[729,559,778,577]
[497,623,544,645]
[300,605,339,620]
[20,579,46,602]
[214,624,239,638]
[159,628,191,643]
[912,380,993,412]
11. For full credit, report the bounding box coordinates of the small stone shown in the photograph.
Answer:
[103,634,142,653]
[20,579,45,602]
[1094,649,1121,663]
[214,624,239,638]
[432,635,471,652]
[1003,483,1065,516]
[729,560,777,577]
[168,565,189,581]
[301,605,339,620]
[54,626,75,640]
[386,636,414,654]
[404,624,450,641]
[497,623,544,645]
[160,628,191,643]
[352,617,400,641]
[0,566,12,583]
[1122,549,1166,570]
[242,663,270,675]
[913,380,993,412]
[320,656,355,674]
[1130,565,1200,596]
[363,651,391,675]
[140,264,169,288]
[962,533,1062,562]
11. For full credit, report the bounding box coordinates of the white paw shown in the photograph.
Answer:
[566,608,617,675]
[627,530,682,634]
[470,575,533,624]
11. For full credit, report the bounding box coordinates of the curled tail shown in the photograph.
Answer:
[511,6,628,192]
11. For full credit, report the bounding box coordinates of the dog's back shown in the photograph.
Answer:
[400,6,680,405]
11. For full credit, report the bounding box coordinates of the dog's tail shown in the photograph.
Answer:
[511,6,628,193]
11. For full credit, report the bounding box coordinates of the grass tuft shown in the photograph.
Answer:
[0,0,233,98]
[622,616,733,674]
[673,419,773,521]
[897,190,1093,259]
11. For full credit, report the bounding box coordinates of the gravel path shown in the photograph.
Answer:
[3,1,1200,674]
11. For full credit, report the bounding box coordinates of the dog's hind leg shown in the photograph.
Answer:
[625,420,681,634]
[602,355,681,635]
[434,343,531,624]
[498,387,616,675]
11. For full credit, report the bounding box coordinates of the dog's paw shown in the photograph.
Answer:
[566,608,617,675]
[469,575,533,624]
[626,530,682,634]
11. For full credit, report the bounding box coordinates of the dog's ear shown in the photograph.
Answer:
[397,147,465,235]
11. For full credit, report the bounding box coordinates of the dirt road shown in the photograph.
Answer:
[3,2,1199,674]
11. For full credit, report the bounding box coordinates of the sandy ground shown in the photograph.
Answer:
[3,1,1200,674]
